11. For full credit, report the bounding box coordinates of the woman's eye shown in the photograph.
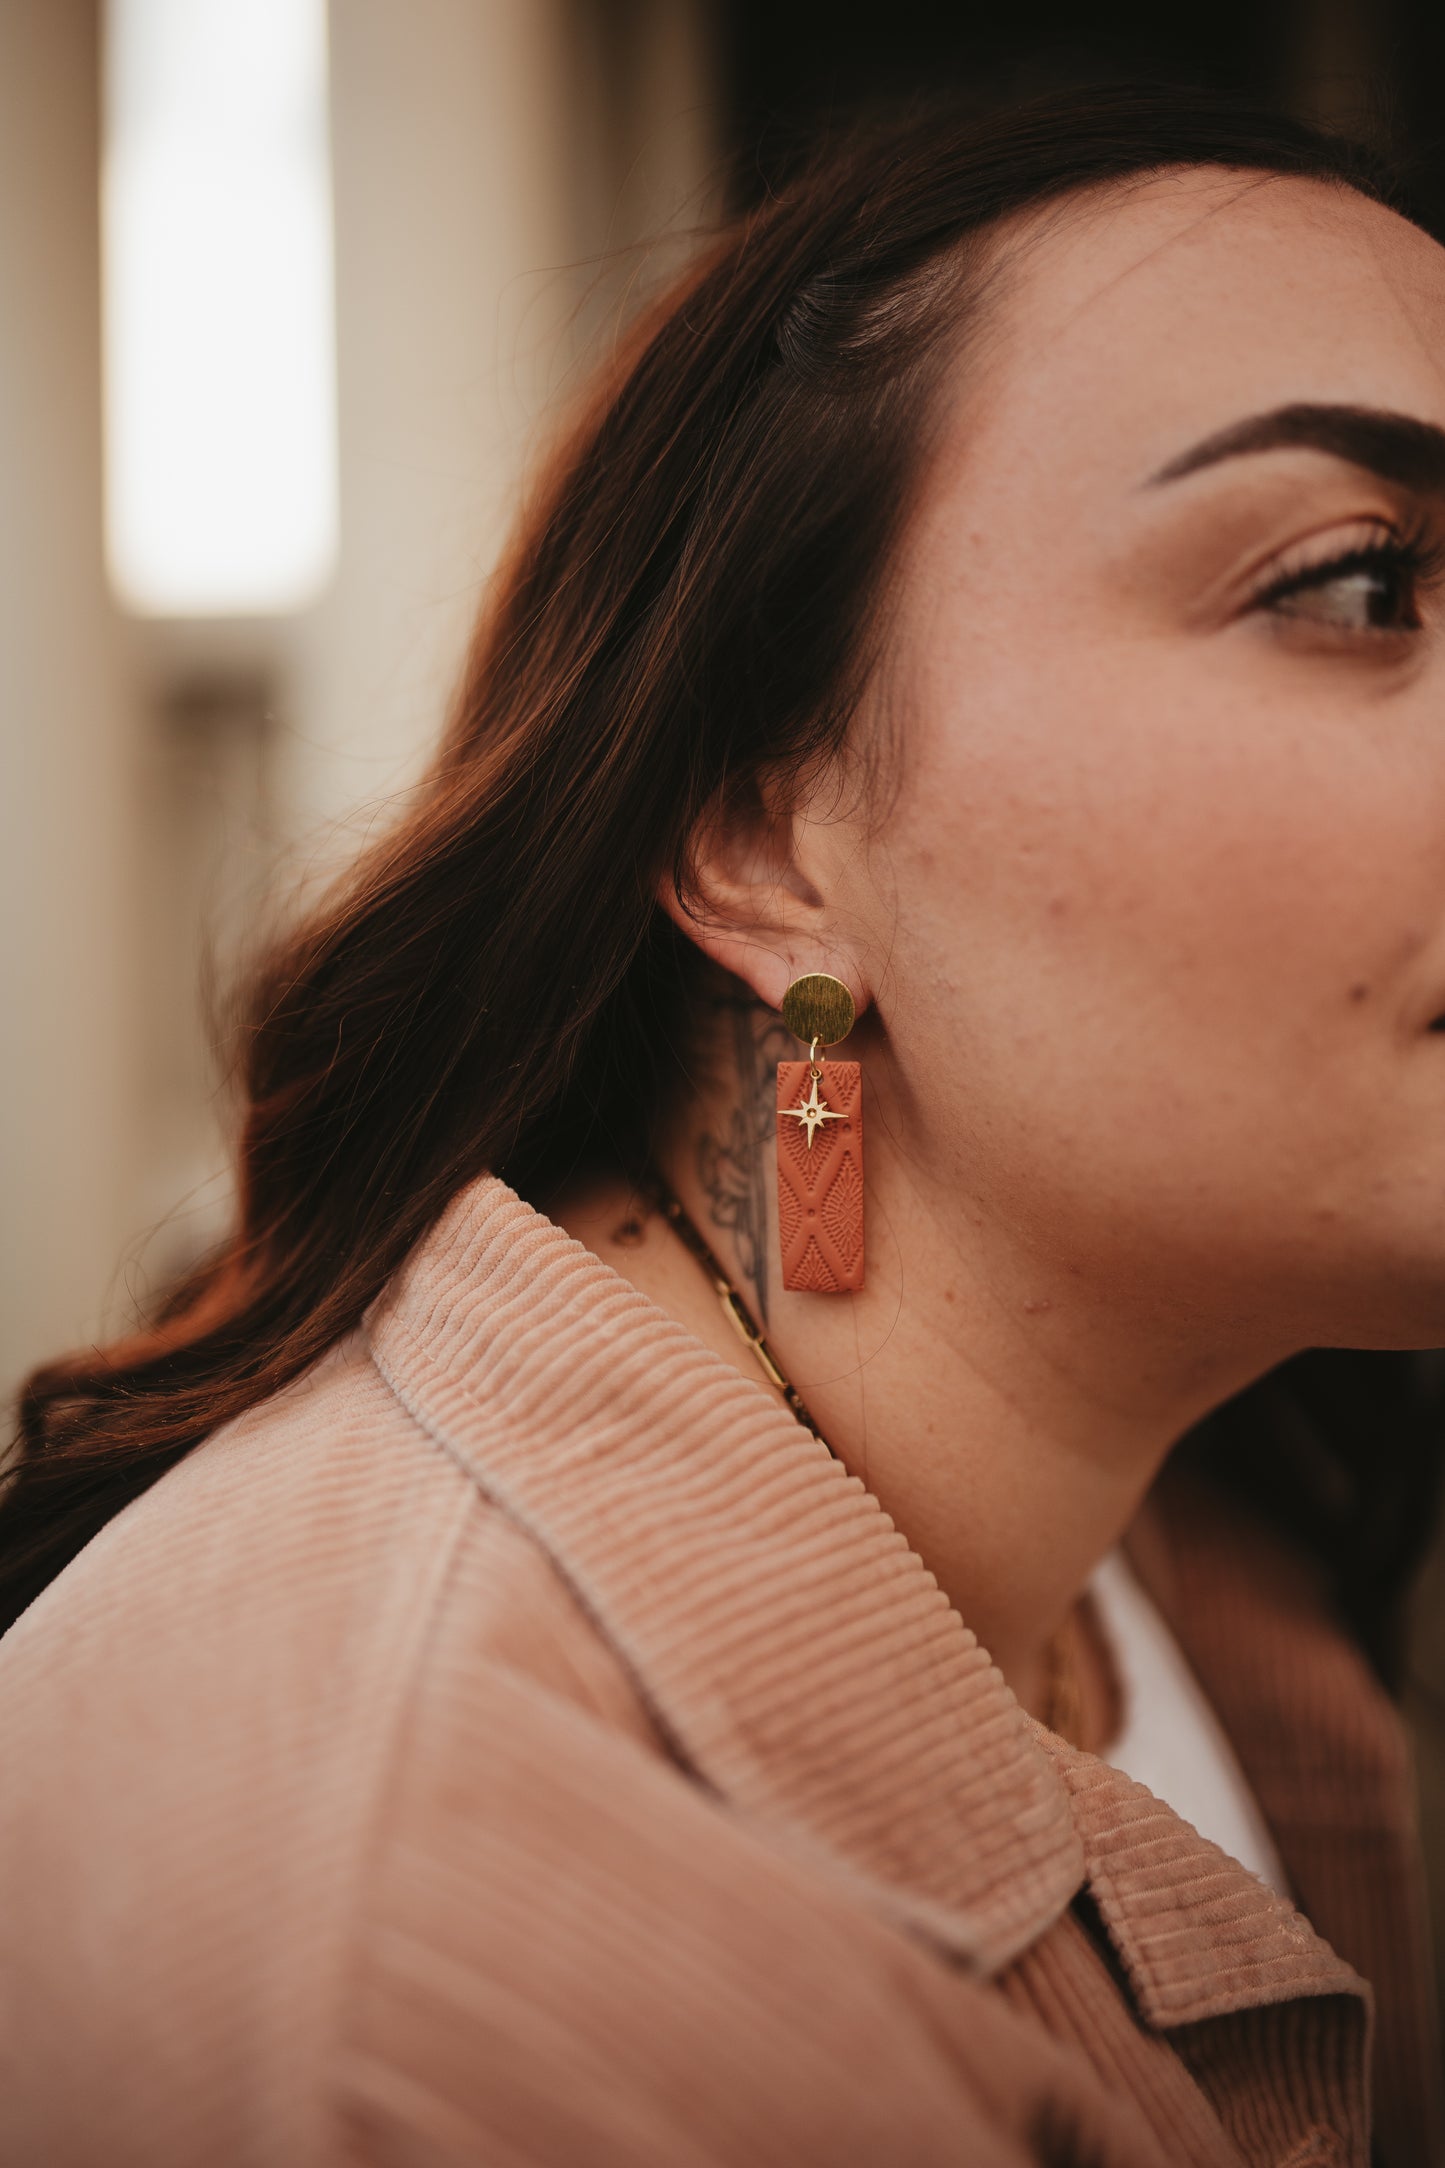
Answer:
[1262,545,1423,634]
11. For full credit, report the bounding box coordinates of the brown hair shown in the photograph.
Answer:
[5,84,1440,1660]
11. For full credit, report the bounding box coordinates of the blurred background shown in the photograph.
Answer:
[3,0,1445,2033]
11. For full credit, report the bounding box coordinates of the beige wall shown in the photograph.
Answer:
[1,0,719,1408]
[284,0,718,844]
[0,1,142,1402]
[283,0,577,844]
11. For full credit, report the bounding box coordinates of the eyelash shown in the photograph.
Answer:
[1250,517,1445,635]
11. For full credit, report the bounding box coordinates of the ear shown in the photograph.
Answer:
[658,776,869,1018]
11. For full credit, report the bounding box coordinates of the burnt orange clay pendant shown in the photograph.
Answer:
[776,1056,864,1292]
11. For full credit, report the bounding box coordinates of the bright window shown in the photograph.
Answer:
[102,0,338,616]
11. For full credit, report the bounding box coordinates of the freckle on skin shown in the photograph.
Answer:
[1348,983,1371,1003]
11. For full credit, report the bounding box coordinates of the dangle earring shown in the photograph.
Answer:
[776,973,864,1293]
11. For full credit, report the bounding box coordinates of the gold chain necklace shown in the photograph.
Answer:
[653,1180,825,1440]
[646,1174,1085,1743]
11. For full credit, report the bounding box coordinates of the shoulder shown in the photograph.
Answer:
[0,1326,1122,2168]
[0,1338,1023,2168]
[0,1310,667,1842]
[0,1329,670,2164]
[0,1330,487,1761]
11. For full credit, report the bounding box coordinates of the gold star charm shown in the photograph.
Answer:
[785,1073,846,1151]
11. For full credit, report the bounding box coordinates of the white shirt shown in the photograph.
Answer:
[1089,1547,1289,1898]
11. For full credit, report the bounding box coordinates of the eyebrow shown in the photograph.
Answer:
[1150,403,1445,494]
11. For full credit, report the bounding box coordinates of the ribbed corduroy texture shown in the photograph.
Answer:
[1124,1468,1443,2168]
[0,1174,1438,2166]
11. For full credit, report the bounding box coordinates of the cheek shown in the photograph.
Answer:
[881,631,1445,1184]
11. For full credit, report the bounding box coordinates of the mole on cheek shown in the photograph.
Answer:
[1347,982,1371,1004]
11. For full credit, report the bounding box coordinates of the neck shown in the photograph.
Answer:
[555,993,1283,1717]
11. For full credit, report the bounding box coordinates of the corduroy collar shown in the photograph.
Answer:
[367,1174,1366,2026]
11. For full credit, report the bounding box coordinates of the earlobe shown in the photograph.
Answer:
[655,784,866,1019]
[653,877,796,1011]
[655,875,866,1022]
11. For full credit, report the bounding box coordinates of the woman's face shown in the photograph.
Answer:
[864,170,1445,1350]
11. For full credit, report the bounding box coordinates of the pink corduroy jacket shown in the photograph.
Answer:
[0,1176,1440,2167]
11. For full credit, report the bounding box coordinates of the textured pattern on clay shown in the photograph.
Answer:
[775,1060,864,1293]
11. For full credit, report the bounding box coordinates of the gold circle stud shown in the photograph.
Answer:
[780,972,856,1049]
